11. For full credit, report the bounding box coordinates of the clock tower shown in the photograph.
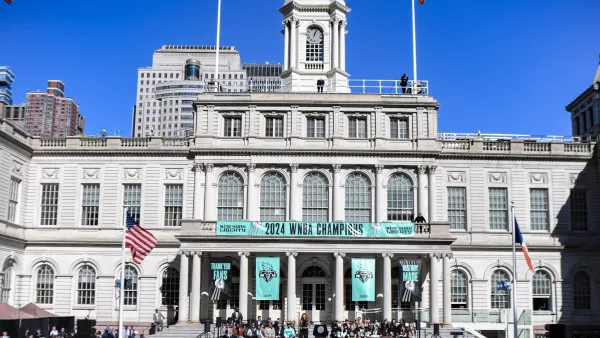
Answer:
[279,0,351,93]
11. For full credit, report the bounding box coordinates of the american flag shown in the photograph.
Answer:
[5,0,13,4]
[125,212,157,264]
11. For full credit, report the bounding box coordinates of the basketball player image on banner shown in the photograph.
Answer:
[210,257,233,301]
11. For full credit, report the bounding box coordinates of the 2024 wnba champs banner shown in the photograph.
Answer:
[352,258,375,301]
[398,259,423,302]
[209,257,233,301]
[255,257,280,300]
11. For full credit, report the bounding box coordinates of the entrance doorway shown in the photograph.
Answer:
[301,265,328,322]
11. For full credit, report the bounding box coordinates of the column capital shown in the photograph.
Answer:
[381,253,394,258]
[204,163,214,172]
[192,163,204,172]
[375,165,384,174]
[238,252,250,258]
[334,252,346,258]
[247,164,256,173]
[286,251,298,257]
[428,165,438,175]
[443,252,453,259]
[332,164,341,173]
[417,165,428,175]
[428,253,443,259]
[190,251,203,257]
[290,164,299,173]
[331,17,340,24]
[178,250,189,256]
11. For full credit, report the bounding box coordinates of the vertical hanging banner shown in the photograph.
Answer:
[256,257,280,300]
[209,257,233,301]
[352,258,375,301]
[398,259,423,302]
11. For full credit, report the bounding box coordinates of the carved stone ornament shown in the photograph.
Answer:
[529,172,548,184]
[42,168,60,179]
[375,165,384,174]
[82,168,100,179]
[488,172,507,183]
[165,169,184,180]
[12,161,23,176]
[333,164,341,173]
[417,166,427,175]
[123,168,142,179]
[569,173,585,185]
[290,164,299,173]
[304,112,328,117]
[345,112,369,117]
[447,171,466,183]
[221,111,243,117]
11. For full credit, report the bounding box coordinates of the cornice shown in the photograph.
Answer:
[31,149,190,157]
[279,2,351,15]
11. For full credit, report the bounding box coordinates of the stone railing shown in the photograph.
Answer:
[565,143,591,153]
[40,138,67,147]
[441,140,471,151]
[162,138,189,147]
[440,139,595,156]
[121,137,150,147]
[483,141,511,151]
[80,138,107,147]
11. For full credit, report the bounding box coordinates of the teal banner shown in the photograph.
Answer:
[256,257,280,300]
[216,222,414,238]
[352,258,376,302]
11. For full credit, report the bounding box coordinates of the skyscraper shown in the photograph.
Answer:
[25,80,84,137]
[0,66,15,113]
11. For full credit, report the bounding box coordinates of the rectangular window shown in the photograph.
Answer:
[530,188,549,231]
[349,117,367,138]
[40,184,59,226]
[123,184,142,223]
[272,287,283,310]
[164,185,183,226]
[258,300,269,310]
[489,188,508,230]
[447,187,466,230]
[390,118,409,139]
[307,117,325,138]
[8,178,20,223]
[81,184,100,226]
[570,189,587,230]
[224,117,242,137]
[265,117,284,137]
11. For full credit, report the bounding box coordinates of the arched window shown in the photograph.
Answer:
[161,267,179,306]
[1,265,13,304]
[451,270,468,309]
[532,270,552,311]
[387,173,414,221]
[218,172,244,221]
[345,173,371,222]
[36,264,54,304]
[490,270,510,309]
[122,265,139,306]
[302,265,326,278]
[302,173,329,222]
[573,271,591,310]
[260,173,287,222]
[77,265,96,305]
[305,27,324,62]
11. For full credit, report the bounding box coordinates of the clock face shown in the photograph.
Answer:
[307,28,323,44]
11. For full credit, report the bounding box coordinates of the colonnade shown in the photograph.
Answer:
[177,251,454,326]
[192,163,438,223]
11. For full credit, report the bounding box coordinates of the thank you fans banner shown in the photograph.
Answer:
[256,257,280,300]
[216,222,415,238]
[209,257,233,301]
[352,258,375,301]
[398,259,423,302]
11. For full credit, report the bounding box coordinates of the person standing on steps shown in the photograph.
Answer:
[232,307,244,323]
[298,313,309,338]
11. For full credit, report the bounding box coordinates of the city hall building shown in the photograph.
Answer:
[1,1,599,337]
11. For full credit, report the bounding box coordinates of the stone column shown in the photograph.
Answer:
[429,254,441,325]
[191,252,202,323]
[178,251,189,324]
[204,164,216,221]
[375,165,385,222]
[382,253,393,321]
[333,165,344,221]
[442,253,452,327]
[339,21,346,71]
[332,18,339,69]
[247,164,259,221]
[289,164,301,221]
[428,166,437,223]
[417,166,427,219]
[286,252,298,321]
[290,18,297,69]
[334,252,345,321]
[284,20,290,70]
[238,252,250,318]
[193,163,204,219]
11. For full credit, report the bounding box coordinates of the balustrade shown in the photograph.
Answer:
[120,137,150,147]
[40,138,66,147]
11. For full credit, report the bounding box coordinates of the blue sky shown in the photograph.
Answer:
[1,0,598,137]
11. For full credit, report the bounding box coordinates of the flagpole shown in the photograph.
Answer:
[511,202,518,338]
[119,202,128,338]
[214,0,222,91]
[411,0,418,82]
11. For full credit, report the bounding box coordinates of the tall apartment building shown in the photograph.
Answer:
[25,80,84,137]
[0,67,15,113]
[567,61,600,138]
